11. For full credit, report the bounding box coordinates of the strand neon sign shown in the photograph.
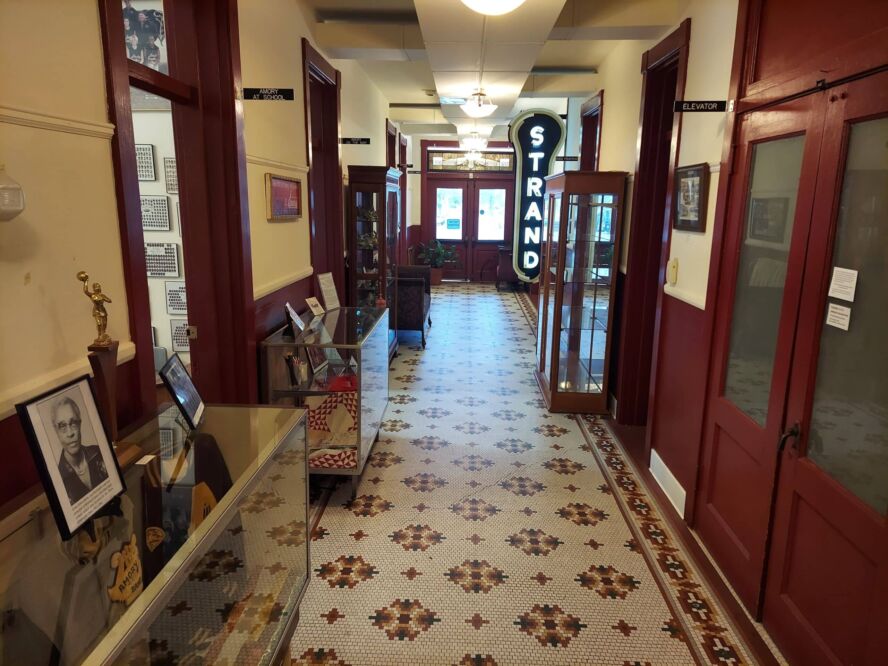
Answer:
[509,109,565,282]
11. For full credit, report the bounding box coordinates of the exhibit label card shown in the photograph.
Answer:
[828,267,858,302]
[825,303,851,331]
[317,272,340,310]
[306,296,325,316]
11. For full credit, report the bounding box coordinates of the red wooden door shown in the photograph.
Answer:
[469,179,514,281]
[761,71,888,666]
[429,178,470,280]
[695,92,827,611]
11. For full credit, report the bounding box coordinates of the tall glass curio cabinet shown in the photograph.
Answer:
[536,171,628,413]
[346,165,401,362]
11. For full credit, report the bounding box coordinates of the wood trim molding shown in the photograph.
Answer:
[0,342,137,420]
[254,265,314,300]
[0,105,115,139]
[246,154,310,173]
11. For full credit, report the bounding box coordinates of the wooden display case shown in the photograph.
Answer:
[346,165,401,362]
[535,171,628,413]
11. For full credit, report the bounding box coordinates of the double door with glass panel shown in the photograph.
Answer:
[430,177,514,281]
[697,71,888,665]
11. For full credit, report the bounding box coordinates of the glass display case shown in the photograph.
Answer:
[260,307,389,493]
[0,405,308,665]
[346,165,401,362]
[536,171,628,413]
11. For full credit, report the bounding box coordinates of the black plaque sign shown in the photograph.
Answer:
[508,109,566,283]
[341,137,371,145]
[673,100,727,112]
[243,88,295,100]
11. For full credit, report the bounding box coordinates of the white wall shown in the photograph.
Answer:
[131,109,189,365]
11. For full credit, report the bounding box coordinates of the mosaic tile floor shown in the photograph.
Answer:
[291,283,758,666]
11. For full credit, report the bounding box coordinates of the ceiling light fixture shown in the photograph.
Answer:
[460,90,497,118]
[460,132,488,151]
[461,0,527,16]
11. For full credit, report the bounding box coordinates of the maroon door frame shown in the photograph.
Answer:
[98,0,256,415]
[386,119,397,168]
[579,91,604,170]
[399,133,408,265]
[613,20,690,428]
[303,39,345,299]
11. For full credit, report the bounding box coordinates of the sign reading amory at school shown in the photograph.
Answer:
[243,88,295,101]
[509,109,566,283]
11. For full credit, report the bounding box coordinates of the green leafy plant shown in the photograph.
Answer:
[416,240,459,268]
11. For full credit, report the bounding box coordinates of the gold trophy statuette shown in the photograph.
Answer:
[77,271,113,347]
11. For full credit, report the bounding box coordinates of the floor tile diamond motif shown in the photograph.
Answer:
[292,284,761,665]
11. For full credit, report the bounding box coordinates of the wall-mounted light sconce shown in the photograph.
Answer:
[0,165,26,221]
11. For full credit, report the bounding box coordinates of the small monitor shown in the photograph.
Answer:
[159,354,205,430]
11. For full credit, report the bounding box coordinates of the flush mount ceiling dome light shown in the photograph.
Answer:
[461,90,498,118]
[461,0,527,16]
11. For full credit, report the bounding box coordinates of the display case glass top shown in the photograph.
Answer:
[266,306,387,349]
[0,405,308,665]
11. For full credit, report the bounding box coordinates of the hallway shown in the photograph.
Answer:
[292,284,756,665]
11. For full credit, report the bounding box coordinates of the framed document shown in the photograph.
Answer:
[673,163,710,232]
[305,296,325,316]
[265,173,302,220]
[317,272,341,310]
[16,376,126,540]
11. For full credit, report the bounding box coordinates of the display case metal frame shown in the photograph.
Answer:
[535,170,628,413]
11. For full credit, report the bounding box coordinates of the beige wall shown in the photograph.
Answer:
[239,2,396,298]
[593,0,738,301]
[239,0,316,299]
[0,0,134,419]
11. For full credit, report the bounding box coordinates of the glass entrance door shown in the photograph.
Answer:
[432,180,469,280]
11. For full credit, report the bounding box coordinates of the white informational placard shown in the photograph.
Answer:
[306,296,325,316]
[825,303,851,331]
[827,267,858,302]
[317,272,341,310]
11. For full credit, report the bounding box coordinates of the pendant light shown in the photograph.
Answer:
[460,90,497,118]
[461,0,527,16]
[460,132,488,151]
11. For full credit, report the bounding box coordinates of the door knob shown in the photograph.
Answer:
[778,422,801,455]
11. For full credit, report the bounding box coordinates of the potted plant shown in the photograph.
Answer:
[416,240,458,285]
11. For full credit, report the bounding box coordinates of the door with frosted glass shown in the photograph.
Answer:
[431,180,469,280]
[762,73,888,666]
[695,93,826,611]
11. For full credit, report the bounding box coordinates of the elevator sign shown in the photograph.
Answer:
[509,109,566,283]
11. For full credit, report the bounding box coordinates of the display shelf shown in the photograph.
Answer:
[535,171,627,413]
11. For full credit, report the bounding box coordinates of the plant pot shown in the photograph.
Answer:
[430,267,443,286]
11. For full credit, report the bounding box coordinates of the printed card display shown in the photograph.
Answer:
[306,297,325,316]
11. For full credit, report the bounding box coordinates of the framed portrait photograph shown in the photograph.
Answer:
[265,173,302,221]
[673,162,710,232]
[16,376,125,540]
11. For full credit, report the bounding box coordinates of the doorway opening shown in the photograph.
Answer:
[612,21,689,437]
[303,39,344,299]
[580,91,604,171]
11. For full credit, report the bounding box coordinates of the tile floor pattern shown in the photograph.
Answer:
[291,283,756,666]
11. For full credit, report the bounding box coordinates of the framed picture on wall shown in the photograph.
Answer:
[140,195,171,231]
[673,162,710,232]
[747,196,789,245]
[135,144,156,181]
[265,173,302,220]
[164,157,178,194]
[15,376,126,540]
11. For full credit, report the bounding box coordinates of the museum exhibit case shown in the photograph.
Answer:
[536,171,628,413]
[260,307,389,494]
[346,165,401,362]
[0,404,309,665]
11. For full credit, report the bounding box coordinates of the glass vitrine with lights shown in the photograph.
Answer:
[535,171,628,413]
[346,165,401,362]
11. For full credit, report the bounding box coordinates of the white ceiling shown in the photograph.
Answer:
[305,0,682,137]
